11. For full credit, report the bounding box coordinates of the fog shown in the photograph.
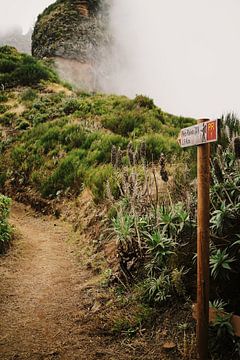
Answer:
[1,0,240,118]
[0,0,54,34]
[0,25,23,36]
[101,0,240,118]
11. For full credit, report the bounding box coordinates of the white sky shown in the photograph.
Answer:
[0,0,54,33]
[0,0,240,118]
[109,0,240,118]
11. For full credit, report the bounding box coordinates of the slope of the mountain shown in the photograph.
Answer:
[2,47,240,360]
[0,47,194,202]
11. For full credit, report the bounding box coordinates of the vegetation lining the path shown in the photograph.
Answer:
[0,194,12,254]
[104,120,240,359]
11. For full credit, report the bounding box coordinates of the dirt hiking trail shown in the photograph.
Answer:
[0,202,98,360]
[0,202,171,360]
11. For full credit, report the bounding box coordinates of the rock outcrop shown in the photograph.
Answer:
[32,0,109,89]
[32,0,109,63]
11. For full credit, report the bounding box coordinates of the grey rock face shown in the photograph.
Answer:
[32,0,110,64]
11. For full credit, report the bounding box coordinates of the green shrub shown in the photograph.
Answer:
[30,170,45,188]
[11,146,29,167]
[21,88,38,102]
[85,164,117,202]
[39,126,61,153]
[31,113,50,126]
[0,194,12,254]
[133,95,156,110]
[0,104,9,114]
[16,118,30,130]
[21,94,65,125]
[63,98,81,114]
[88,133,128,164]
[13,63,51,86]
[0,92,8,102]
[170,116,195,130]
[0,46,59,88]
[0,59,17,73]
[102,112,146,136]
[143,133,179,160]
[40,151,85,197]
[0,112,16,126]
[138,116,162,134]
[60,125,87,150]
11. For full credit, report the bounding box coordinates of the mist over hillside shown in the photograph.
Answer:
[0,27,32,54]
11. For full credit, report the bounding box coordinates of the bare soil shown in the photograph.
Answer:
[0,202,179,360]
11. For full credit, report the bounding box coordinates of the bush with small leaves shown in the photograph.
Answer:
[0,194,12,254]
[0,104,9,114]
[21,88,38,102]
[85,164,117,203]
[143,133,179,161]
[102,111,146,137]
[133,95,156,110]
[0,112,16,126]
[63,98,81,115]
[40,151,85,197]
[16,119,31,130]
[0,92,8,102]
[0,46,59,88]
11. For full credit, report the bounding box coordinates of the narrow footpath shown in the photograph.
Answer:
[0,203,111,360]
[0,202,168,360]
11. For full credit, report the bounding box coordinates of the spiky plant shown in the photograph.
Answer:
[234,137,240,159]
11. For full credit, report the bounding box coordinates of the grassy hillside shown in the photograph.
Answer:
[2,47,240,359]
[0,46,194,202]
[0,46,58,89]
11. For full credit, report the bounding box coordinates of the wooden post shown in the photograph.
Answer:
[197,119,210,360]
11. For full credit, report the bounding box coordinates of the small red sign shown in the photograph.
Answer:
[207,121,217,142]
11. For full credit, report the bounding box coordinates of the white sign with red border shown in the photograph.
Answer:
[179,119,218,148]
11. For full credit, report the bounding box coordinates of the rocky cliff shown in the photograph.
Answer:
[32,0,109,63]
[32,0,109,89]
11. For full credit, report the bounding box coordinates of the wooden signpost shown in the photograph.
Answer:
[179,118,218,360]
